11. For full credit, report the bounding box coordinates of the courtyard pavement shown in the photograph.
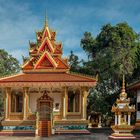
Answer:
[0,134,109,140]
[0,129,140,140]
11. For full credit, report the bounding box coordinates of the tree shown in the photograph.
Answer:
[0,49,20,116]
[81,22,139,80]
[130,45,140,82]
[80,22,140,123]
[0,49,20,76]
[68,51,81,72]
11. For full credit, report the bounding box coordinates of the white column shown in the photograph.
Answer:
[115,114,118,125]
[124,115,127,123]
[128,114,131,125]
[118,114,121,125]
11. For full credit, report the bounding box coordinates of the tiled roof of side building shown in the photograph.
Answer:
[127,79,140,89]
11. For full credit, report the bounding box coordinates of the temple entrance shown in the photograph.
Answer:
[36,91,53,137]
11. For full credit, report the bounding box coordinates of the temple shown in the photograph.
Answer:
[127,80,140,129]
[109,76,136,140]
[0,19,97,136]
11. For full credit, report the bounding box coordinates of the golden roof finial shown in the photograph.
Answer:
[122,74,125,93]
[120,74,127,100]
[45,9,48,27]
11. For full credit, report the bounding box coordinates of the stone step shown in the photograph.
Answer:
[55,129,91,135]
[0,130,35,136]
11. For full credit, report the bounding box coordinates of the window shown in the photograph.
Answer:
[55,103,60,110]
[11,93,23,112]
[68,89,80,112]
[53,103,60,112]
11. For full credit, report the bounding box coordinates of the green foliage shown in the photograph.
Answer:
[81,22,139,80]
[0,49,20,76]
[69,22,140,122]
[130,45,140,81]
[68,51,82,72]
[81,32,96,58]
[87,80,119,116]
[0,49,20,116]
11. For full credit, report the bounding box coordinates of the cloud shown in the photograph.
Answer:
[0,1,41,64]
[0,0,140,65]
[10,49,28,64]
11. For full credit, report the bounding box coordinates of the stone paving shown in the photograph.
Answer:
[0,134,109,140]
[0,133,139,140]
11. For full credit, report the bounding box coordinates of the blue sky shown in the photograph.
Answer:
[0,0,140,64]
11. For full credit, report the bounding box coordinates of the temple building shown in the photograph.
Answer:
[0,19,97,136]
[127,80,140,129]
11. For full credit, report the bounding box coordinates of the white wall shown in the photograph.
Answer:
[29,92,43,112]
[29,92,62,113]
[137,90,140,120]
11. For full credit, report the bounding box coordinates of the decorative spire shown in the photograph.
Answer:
[122,74,125,93]
[44,9,48,27]
[120,75,127,100]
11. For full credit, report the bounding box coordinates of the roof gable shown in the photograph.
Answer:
[34,52,57,69]
[38,37,54,53]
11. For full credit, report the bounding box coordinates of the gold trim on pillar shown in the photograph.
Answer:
[62,87,67,120]
[5,87,11,120]
[82,87,89,120]
[23,87,29,120]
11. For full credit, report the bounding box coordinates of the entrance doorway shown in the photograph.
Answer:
[36,91,53,137]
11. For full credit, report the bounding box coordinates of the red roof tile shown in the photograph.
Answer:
[0,73,96,83]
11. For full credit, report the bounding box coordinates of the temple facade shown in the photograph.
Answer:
[128,80,140,128]
[0,19,97,136]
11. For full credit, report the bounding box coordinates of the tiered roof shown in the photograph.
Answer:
[0,19,97,87]
[112,76,135,113]
[22,21,69,73]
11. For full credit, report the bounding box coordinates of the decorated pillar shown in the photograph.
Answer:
[115,113,118,125]
[82,87,89,120]
[118,113,121,125]
[62,87,67,120]
[128,112,131,125]
[23,87,29,120]
[124,114,127,123]
[5,87,11,120]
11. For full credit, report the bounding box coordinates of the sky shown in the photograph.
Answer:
[0,0,140,64]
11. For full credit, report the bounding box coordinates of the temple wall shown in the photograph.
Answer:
[50,92,62,110]
[136,90,140,120]
[29,92,43,112]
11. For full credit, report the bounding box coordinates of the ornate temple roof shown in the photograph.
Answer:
[0,73,96,87]
[0,18,97,87]
[111,76,135,113]
[23,19,68,73]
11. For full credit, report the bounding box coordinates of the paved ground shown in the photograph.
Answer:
[0,130,139,140]
[0,134,109,140]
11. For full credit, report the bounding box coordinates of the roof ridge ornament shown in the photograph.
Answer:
[120,75,127,101]
[45,9,48,27]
